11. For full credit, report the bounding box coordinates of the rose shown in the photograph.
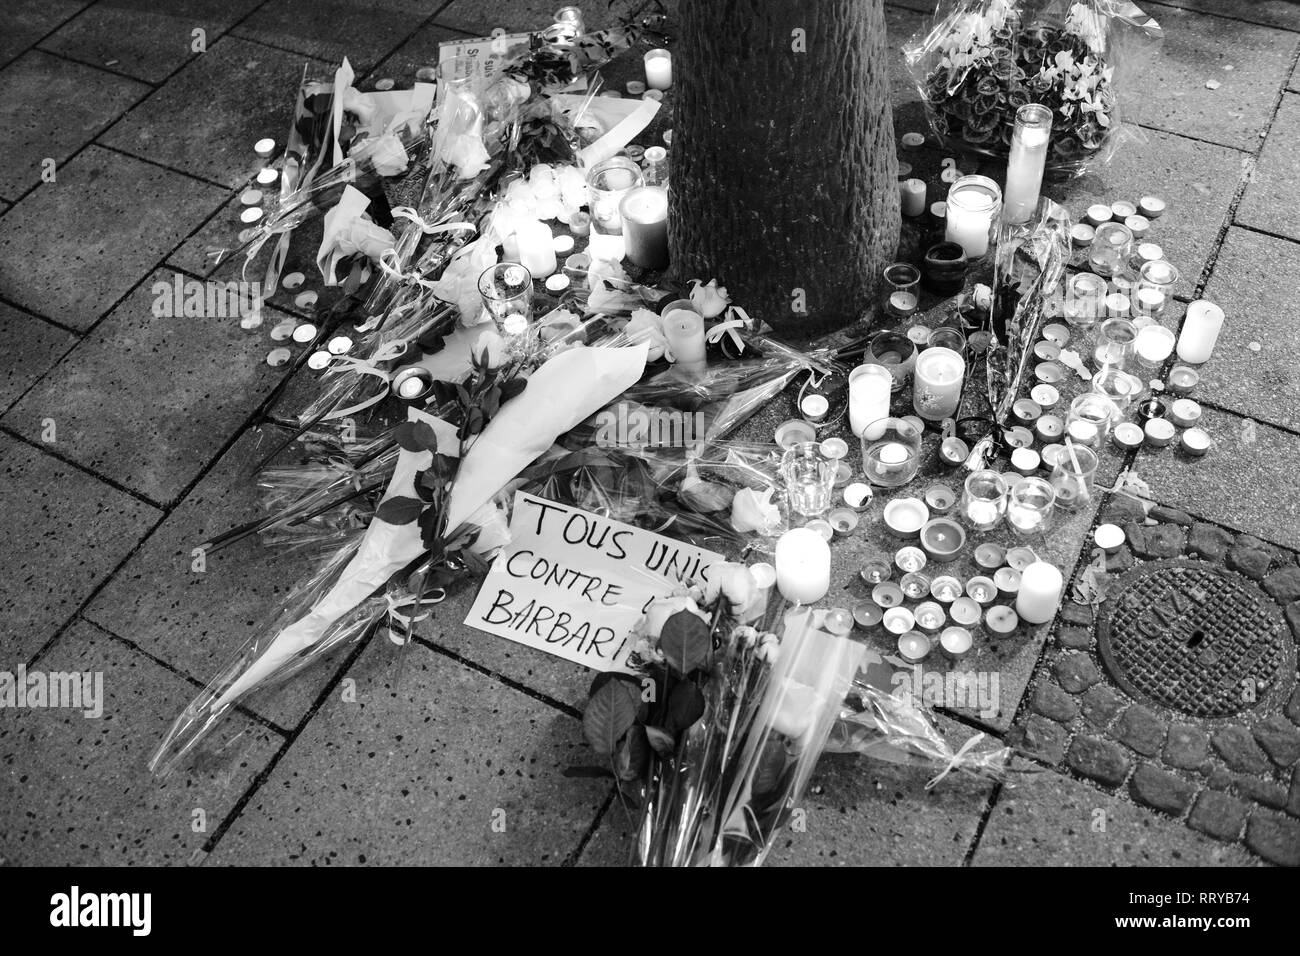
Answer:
[730,486,781,535]
[701,562,757,610]
[351,132,410,176]
[689,278,731,319]
[643,594,709,639]
[624,308,667,361]
[468,328,506,369]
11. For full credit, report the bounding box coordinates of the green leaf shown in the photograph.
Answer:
[664,680,705,735]
[500,377,526,401]
[658,610,711,675]
[644,725,676,757]
[615,726,649,781]
[375,496,424,525]
[582,679,640,755]
[393,421,440,453]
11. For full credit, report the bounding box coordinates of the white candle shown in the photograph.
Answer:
[944,175,1001,258]
[900,178,927,217]
[849,364,892,440]
[1135,324,1175,365]
[1016,561,1063,625]
[514,218,556,278]
[1003,104,1052,224]
[662,308,707,375]
[912,346,965,421]
[619,186,669,270]
[1177,299,1225,363]
[643,49,672,90]
[774,528,830,604]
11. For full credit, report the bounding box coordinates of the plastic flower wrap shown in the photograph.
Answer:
[905,0,1162,176]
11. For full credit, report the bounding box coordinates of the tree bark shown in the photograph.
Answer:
[668,0,900,340]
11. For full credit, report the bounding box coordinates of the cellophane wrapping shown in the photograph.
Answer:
[905,0,1162,177]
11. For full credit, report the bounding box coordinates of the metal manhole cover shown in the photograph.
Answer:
[1097,559,1294,718]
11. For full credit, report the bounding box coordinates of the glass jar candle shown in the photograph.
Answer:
[944,175,1002,258]
[478,262,533,325]
[780,442,836,517]
[1134,324,1176,372]
[866,330,918,393]
[1007,477,1056,535]
[961,469,1008,532]
[861,417,923,488]
[849,364,894,440]
[619,186,669,270]
[1066,272,1108,330]
[1091,367,1138,418]
[1065,392,1119,448]
[1088,222,1134,277]
[883,262,921,319]
[1094,317,1137,370]
[1134,260,1179,320]
[585,156,644,260]
[1003,104,1053,224]
[912,346,965,421]
[1050,443,1099,510]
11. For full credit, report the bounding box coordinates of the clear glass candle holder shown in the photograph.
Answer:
[961,469,1008,532]
[1088,222,1134,277]
[1065,273,1108,330]
[944,174,1002,259]
[1050,444,1099,511]
[883,262,921,320]
[913,346,966,422]
[1134,260,1179,320]
[781,441,836,517]
[1134,324,1176,372]
[867,330,918,393]
[1091,367,1138,418]
[1094,317,1137,370]
[927,326,967,353]
[585,156,644,257]
[1007,476,1056,535]
[861,417,923,488]
[478,262,533,325]
[1065,393,1119,448]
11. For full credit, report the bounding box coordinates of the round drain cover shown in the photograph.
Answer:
[1097,559,1294,718]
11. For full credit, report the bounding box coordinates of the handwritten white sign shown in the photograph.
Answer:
[465,492,725,672]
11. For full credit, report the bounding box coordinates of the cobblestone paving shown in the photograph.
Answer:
[1,0,1298,865]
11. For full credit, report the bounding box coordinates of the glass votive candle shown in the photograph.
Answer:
[861,417,923,488]
[1135,260,1179,319]
[927,326,967,353]
[884,262,921,319]
[1134,323,1176,372]
[1091,367,1138,418]
[1094,317,1137,370]
[585,156,644,259]
[1088,222,1134,277]
[780,441,836,518]
[944,174,1002,259]
[1065,272,1107,330]
[867,330,918,393]
[1065,393,1119,447]
[478,262,533,324]
[1049,443,1099,510]
[912,346,966,422]
[961,469,1008,532]
[1006,476,1056,535]
[643,48,672,90]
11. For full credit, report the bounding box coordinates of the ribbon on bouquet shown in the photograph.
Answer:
[313,339,412,420]
[925,731,989,790]
[704,305,755,355]
[384,586,448,644]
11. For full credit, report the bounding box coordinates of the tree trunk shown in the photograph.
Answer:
[669,0,900,340]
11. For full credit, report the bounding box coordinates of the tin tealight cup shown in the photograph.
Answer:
[897,630,931,662]
[853,601,884,628]
[949,596,982,627]
[930,575,963,603]
[985,605,1020,635]
[994,566,1022,597]
[883,606,917,636]
[900,572,933,601]
[914,601,946,633]
[861,559,892,585]
[896,546,928,573]
[1006,546,1039,572]
[872,582,905,608]
[974,543,1006,570]
[924,483,956,514]
[966,575,998,605]
[939,626,973,661]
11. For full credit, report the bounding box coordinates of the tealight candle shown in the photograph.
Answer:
[775,528,831,604]
[1167,365,1199,396]
[853,602,884,628]
[921,517,966,563]
[895,546,928,573]
[931,576,963,603]
[1181,427,1211,456]
[914,601,946,632]
[884,607,917,636]
[1031,384,1060,408]
[872,582,904,607]
[805,518,834,542]
[1094,523,1125,553]
[966,576,997,604]
[1013,398,1042,424]
[924,483,956,514]
[1011,447,1041,476]
[828,508,859,537]
[1071,223,1095,247]
[775,419,817,449]
[1144,417,1176,447]
[1170,398,1202,428]
[1034,415,1063,443]
[1139,195,1166,219]
[800,393,829,423]
[643,48,672,90]
[1006,547,1038,572]
[884,498,930,538]
[253,137,276,156]
[940,626,973,660]
[1016,561,1063,624]
[620,186,669,270]
[1177,300,1225,363]
[974,543,1006,570]
[1135,323,1176,369]
[900,572,932,600]
[897,630,930,662]
[256,166,278,185]
[1111,421,1144,451]
[994,567,1021,596]
[662,309,707,375]
[861,559,891,584]
[1084,204,1111,227]
[985,606,1020,635]
[844,482,873,510]
[950,597,982,626]
[1033,340,1060,362]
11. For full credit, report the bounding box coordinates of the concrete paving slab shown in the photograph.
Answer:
[1056,129,1246,299]
[363,20,475,83]
[1135,407,1300,550]
[0,302,77,414]
[0,146,227,331]
[971,766,1259,865]
[0,0,91,70]
[1235,92,1300,240]
[84,425,358,729]
[232,0,432,77]
[433,0,645,36]
[0,620,282,866]
[1127,4,1296,151]
[99,37,332,188]
[206,637,608,864]
[1157,0,1300,32]
[0,437,159,662]
[1195,227,1300,430]
[4,269,291,505]
[0,50,149,199]
[39,0,263,84]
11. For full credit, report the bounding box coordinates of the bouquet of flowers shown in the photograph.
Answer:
[905,0,1162,176]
